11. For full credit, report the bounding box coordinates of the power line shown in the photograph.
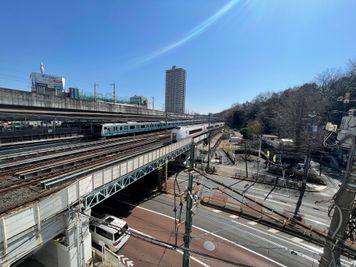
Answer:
[81,212,251,267]
[193,168,328,240]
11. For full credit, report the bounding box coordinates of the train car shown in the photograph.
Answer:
[171,124,207,143]
[171,122,225,143]
[93,119,211,138]
[94,121,162,137]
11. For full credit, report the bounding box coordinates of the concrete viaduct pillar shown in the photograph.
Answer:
[32,211,92,267]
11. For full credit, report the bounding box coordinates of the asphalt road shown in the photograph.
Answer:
[93,161,355,267]
[116,204,280,267]
[121,191,354,267]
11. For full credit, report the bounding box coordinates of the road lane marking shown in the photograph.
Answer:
[251,195,292,207]
[175,249,210,267]
[133,204,286,267]
[231,220,351,267]
[299,243,323,254]
[229,215,239,219]
[290,237,303,243]
[247,186,288,196]
[303,217,329,227]
[230,220,320,264]
[211,209,222,213]
[246,195,330,225]
[268,228,280,234]
[130,228,154,238]
[318,192,335,197]
[247,221,258,226]
[231,219,320,254]
[130,226,209,266]
[248,191,325,211]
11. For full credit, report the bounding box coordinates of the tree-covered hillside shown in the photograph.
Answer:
[221,61,356,146]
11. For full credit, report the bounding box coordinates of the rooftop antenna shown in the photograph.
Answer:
[40,62,45,74]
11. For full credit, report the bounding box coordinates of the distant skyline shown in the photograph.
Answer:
[0,0,355,114]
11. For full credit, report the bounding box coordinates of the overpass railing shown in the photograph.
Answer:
[0,137,197,265]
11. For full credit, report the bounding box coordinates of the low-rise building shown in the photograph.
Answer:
[129,95,148,107]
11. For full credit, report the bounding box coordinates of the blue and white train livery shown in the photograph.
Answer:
[94,120,204,138]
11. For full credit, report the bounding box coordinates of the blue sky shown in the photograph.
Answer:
[0,0,355,114]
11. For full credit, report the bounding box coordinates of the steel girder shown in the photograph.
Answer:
[83,144,191,209]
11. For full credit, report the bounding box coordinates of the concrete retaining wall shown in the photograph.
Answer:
[0,87,164,116]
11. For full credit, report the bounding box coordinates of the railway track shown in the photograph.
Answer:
[0,131,169,172]
[0,137,146,173]
[0,131,166,161]
[0,135,169,194]
[0,137,84,153]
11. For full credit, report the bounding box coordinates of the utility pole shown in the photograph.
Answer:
[319,151,323,176]
[111,82,116,103]
[320,136,356,267]
[152,96,154,110]
[244,141,249,178]
[294,113,315,220]
[93,82,97,101]
[256,135,262,179]
[207,113,212,171]
[165,111,168,132]
[183,144,195,267]
[182,171,193,267]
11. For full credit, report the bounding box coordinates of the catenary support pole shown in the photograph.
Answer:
[207,113,211,171]
[93,82,97,101]
[111,82,116,103]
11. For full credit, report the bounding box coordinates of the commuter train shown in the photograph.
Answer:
[93,120,204,138]
[171,122,225,142]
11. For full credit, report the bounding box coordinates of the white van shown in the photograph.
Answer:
[90,214,130,252]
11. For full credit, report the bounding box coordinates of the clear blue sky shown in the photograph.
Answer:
[0,0,355,114]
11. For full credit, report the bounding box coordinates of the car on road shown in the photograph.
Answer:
[90,214,130,252]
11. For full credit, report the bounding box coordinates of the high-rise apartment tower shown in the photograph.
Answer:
[165,65,186,114]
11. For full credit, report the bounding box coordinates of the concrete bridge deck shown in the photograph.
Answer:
[0,131,212,266]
